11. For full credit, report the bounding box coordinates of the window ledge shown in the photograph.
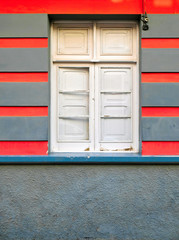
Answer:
[0,155,178,164]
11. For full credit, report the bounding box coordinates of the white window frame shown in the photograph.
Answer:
[51,21,139,153]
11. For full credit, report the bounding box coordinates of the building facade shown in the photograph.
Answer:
[0,0,179,239]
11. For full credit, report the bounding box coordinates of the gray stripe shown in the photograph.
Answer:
[142,49,179,72]
[0,117,48,140]
[0,14,48,38]
[142,83,179,106]
[0,48,48,72]
[142,117,179,141]
[142,14,179,38]
[0,83,49,106]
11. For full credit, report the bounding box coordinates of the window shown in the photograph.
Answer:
[51,21,139,152]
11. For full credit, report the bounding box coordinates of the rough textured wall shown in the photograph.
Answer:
[0,165,179,240]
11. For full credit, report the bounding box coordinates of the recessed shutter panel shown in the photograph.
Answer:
[55,66,94,152]
[58,68,89,141]
[97,66,132,151]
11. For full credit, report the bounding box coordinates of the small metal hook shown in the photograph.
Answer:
[141,12,149,31]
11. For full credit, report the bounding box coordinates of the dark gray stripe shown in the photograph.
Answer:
[49,14,140,21]
[142,49,179,72]
[142,117,179,141]
[142,14,179,38]
[0,83,49,106]
[142,83,179,106]
[0,117,48,140]
[0,14,48,38]
[0,48,48,72]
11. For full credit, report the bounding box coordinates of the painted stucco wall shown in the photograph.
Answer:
[0,165,179,240]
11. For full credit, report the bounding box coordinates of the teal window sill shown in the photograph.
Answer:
[0,154,178,164]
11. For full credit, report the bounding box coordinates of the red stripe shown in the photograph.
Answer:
[0,38,48,48]
[142,39,179,48]
[0,0,142,14]
[142,73,179,83]
[146,0,177,14]
[0,73,48,82]
[142,107,179,117]
[0,141,48,155]
[142,142,179,155]
[0,0,179,14]
[0,107,48,116]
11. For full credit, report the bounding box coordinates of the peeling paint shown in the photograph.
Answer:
[100,147,134,151]
[100,147,109,151]
[84,148,90,151]
[124,147,133,151]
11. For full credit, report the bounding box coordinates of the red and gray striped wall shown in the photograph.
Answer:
[141,14,179,155]
[0,14,179,156]
[0,14,49,155]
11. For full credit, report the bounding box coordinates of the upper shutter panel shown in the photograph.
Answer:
[96,23,137,61]
[52,23,93,61]
[100,28,133,55]
[58,29,89,55]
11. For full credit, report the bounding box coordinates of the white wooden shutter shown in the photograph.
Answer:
[95,65,135,151]
[51,64,94,152]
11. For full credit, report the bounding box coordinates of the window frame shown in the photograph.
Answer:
[50,20,139,153]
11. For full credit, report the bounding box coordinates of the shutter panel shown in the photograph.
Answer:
[55,66,94,152]
[95,66,133,151]
[58,68,89,141]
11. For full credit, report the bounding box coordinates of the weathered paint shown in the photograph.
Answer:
[0,166,178,239]
[0,48,48,72]
[142,83,179,106]
[0,73,48,82]
[0,83,49,106]
[142,117,179,141]
[142,49,179,72]
[0,142,48,155]
[0,14,48,37]
[0,117,48,140]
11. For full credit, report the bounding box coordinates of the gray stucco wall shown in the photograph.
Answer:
[0,165,179,240]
